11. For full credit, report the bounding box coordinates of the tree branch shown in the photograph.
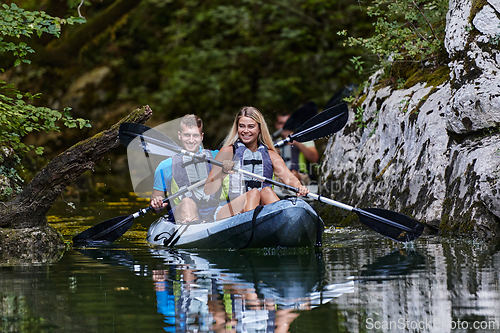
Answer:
[411,0,438,40]
[0,105,153,229]
[78,0,85,18]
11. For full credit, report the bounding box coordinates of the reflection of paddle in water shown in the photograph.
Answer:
[359,249,426,281]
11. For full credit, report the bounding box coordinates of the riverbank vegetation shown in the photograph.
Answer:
[339,0,449,126]
[0,3,90,199]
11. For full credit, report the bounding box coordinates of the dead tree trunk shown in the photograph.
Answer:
[0,105,152,229]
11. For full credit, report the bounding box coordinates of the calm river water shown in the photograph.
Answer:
[2,197,500,332]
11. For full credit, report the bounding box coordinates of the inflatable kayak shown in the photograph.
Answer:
[146,198,323,249]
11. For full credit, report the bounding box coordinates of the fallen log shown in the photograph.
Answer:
[0,105,152,262]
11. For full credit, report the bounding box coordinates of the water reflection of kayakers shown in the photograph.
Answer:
[150,115,220,223]
[209,275,309,333]
[153,267,212,332]
[153,268,308,332]
[204,106,309,220]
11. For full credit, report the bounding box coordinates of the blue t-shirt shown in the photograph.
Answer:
[153,147,218,193]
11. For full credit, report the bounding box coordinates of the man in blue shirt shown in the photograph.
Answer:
[150,115,218,223]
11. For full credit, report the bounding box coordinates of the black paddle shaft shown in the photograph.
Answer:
[176,148,300,192]
[190,148,424,242]
[119,124,426,243]
[120,129,298,192]
[72,178,206,243]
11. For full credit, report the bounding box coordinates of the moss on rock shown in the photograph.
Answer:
[0,225,67,264]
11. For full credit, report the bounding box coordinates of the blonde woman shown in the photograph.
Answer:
[204,106,309,220]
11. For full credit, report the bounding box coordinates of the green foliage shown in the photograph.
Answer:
[341,0,448,70]
[396,78,406,89]
[353,105,379,136]
[0,147,23,199]
[354,106,367,129]
[342,95,356,104]
[0,3,85,67]
[399,98,410,112]
[0,165,23,198]
[0,83,91,155]
[0,3,88,199]
[491,25,500,45]
[0,80,90,198]
[112,0,374,145]
[350,56,365,75]
[0,3,90,158]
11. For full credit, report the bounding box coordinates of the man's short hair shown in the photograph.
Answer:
[180,114,203,132]
[276,112,291,118]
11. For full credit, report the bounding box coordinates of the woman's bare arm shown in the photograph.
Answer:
[204,146,234,195]
[269,150,309,196]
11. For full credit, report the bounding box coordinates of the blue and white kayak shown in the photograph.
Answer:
[146,198,323,249]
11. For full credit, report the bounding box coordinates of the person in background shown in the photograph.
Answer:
[204,106,309,220]
[275,112,319,184]
[150,114,220,223]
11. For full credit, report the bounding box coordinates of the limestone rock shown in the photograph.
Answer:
[444,0,471,53]
[473,5,500,37]
[445,0,500,134]
[321,0,500,240]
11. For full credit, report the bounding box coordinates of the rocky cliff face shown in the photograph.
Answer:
[321,0,500,240]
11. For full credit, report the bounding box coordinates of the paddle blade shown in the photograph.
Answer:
[290,103,348,143]
[355,208,424,242]
[119,123,154,145]
[283,101,318,131]
[73,215,135,243]
[119,123,178,156]
[324,84,357,109]
[120,121,185,198]
[272,101,318,139]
